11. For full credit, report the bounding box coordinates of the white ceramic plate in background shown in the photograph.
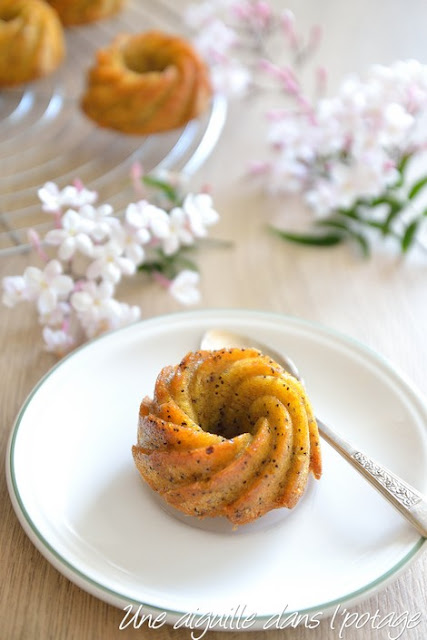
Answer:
[6,310,427,627]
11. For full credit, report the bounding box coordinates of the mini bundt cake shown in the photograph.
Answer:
[132,349,322,526]
[81,30,212,135]
[46,0,124,26]
[0,0,65,87]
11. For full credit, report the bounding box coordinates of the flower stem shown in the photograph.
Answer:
[152,271,171,289]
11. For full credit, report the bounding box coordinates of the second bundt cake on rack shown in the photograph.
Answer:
[132,348,322,526]
[81,30,212,135]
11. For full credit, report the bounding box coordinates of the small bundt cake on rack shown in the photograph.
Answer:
[132,348,322,526]
[46,0,125,26]
[81,30,212,135]
[0,0,65,87]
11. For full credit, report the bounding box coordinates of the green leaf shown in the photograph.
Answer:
[269,226,344,247]
[370,195,402,209]
[175,256,199,272]
[362,220,386,231]
[337,207,360,221]
[397,153,411,175]
[401,219,420,252]
[351,195,403,236]
[408,175,427,200]
[142,175,180,204]
[392,153,411,188]
[138,248,201,279]
[338,205,396,234]
[197,237,234,249]
[316,219,370,257]
[382,201,403,235]
[138,261,165,274]
[338,204,381,226]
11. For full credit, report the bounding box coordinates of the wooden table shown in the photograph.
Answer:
[1,1,426,638]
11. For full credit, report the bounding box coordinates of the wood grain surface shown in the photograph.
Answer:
[1,1,426,639]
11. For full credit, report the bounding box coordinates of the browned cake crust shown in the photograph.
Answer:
[132,349,322,526]
[0,0,65,87]
[47,0,125,26]
[81,30,212,135]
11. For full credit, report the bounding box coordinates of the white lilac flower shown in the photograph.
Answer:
[161,207,194,256]
[38,181,97,213]
[81,302,140,338]
[112,225,149,266]
[23,260,74,314]
[305,151,398,214]
[333,152,397,208]
[210,59,252,97]
[193,19,238,61]
[79,203,119,242]
[2,275,28,307]
[111,302,141,330]
[86,241,136,283]
[281,8,296,40]
[406,109,427,150]
[370,60,427,112]
[124,201,153,252]
[45,209,94,260]
[71,280,121,336]
[125,201,151,231]
[4,172,220,356]
[182,193,219,237]
[315,99,347,154]
[268,116,316,162]
[72,282,140,338]
[126,200,170,240]
[169,270,201,305]
[334,69,418,152]
[42,326,75,356]
[71,280,115,314]
[147,205,171,239]
[305,180,338,218]
[38,301,71,327]
[237,0,272,30]
[263,60,427,214]
[380,103,414,146]
[267,154,308,194]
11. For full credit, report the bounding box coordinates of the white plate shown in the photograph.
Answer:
[6,309,427,628]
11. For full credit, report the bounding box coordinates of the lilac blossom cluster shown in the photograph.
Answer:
[2,175,219,356]
[264,60,427,216]
[185,1,321,98]
[186,1,427,253]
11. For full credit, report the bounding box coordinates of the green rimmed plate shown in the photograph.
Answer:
[6,309,427,627]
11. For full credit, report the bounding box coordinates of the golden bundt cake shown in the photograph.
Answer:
[0,0,65,87]
[81,31,212,135]
[132,349,322,526]
[46,0,125,26]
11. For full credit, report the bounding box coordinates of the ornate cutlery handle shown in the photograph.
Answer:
[317,418,427,537]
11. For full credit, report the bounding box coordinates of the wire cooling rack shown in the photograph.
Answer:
[0,0,227,256]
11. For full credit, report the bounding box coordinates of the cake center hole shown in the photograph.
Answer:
[0,10,20,22]
[123,48,169,74]
[208,420,250,439]
[200,409,252,440]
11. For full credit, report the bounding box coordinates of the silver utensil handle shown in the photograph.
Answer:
[317,418,427,537]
